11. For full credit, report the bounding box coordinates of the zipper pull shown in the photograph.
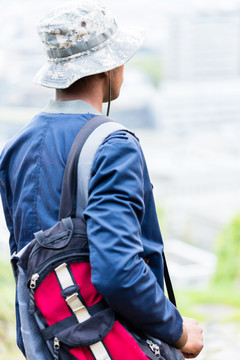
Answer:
[29,273,39,314]
[30,273,39,289]
[146,339,161,358]
[53,337,60,360]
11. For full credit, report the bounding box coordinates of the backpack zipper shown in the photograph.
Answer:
[30,273,40,289]
[53,337,60,360]
[146,339,161,358]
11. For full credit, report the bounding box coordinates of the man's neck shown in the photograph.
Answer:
[55,93,103,113]
[55,74,107,113]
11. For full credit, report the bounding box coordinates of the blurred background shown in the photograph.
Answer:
[1,0,240,359]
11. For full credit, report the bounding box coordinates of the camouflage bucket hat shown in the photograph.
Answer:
[33,0,144,89]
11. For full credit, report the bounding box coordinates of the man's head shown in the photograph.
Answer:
[34,0,143,90]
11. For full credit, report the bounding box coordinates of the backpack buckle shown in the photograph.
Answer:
[61,285,80,298]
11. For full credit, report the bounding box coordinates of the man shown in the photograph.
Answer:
[0,0,203,359]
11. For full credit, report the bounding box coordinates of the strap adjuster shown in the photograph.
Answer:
[61,284,80,298]
[65,292,90,322]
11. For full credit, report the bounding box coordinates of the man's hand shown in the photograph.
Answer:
[180,317,203,358]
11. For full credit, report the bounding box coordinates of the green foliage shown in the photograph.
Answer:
[0,260,24,359]
[176,284,240,322]
[175,215,240,323]
[213,214,240,285]
[0,260,15,322]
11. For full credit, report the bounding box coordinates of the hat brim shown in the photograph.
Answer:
[33,26,144,89]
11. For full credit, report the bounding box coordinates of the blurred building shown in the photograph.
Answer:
[158,6,240,126]
[165,11,240,81]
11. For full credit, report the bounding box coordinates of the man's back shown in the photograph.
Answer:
[0,104,96,254]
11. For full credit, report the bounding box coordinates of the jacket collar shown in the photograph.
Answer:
[44,100,102,115]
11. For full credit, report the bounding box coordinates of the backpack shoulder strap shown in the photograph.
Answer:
[75,120,130,218]
[59,115,128,219]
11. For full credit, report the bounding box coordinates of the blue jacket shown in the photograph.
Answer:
[0,100,183,355]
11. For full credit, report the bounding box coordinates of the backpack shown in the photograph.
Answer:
[11,115,181,360]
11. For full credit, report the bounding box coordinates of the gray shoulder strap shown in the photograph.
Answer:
[76,121,128,218]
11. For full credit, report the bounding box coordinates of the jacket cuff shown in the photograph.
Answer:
[172,324,188,349]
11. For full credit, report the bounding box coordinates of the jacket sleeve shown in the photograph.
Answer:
[84,130,183,345]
